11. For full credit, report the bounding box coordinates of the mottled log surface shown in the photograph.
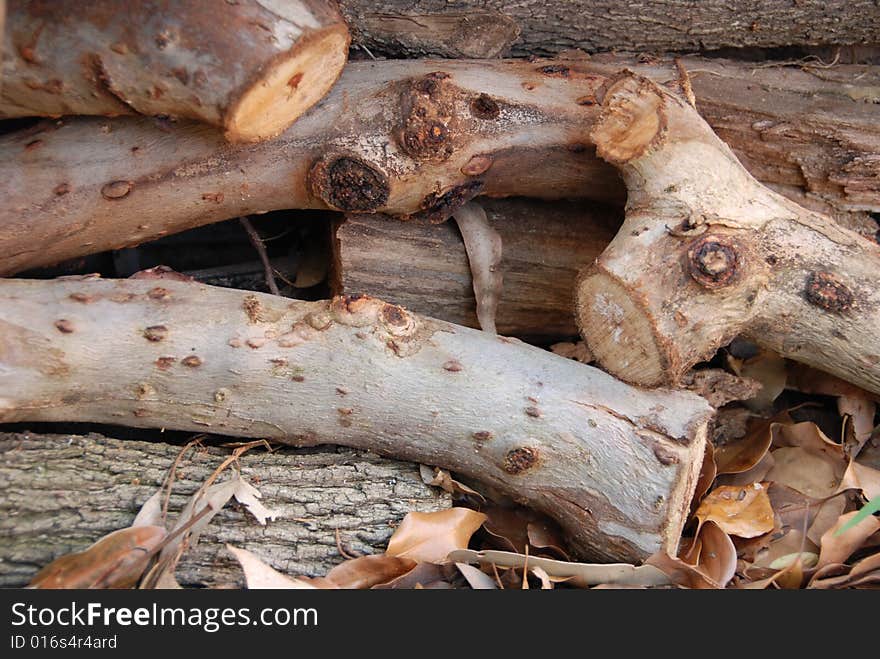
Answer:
[0,279,713,562]
[2,0,350,142]
[576,72,880,395]
[333,198,621,341]
[1,55,876,275]
[0,432,451,588]
[338,1,880,57]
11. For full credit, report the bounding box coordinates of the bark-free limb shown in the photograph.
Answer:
[2,0,350,142]
[0,278,713,562]
[576,72,880,396]
[0,431,450,588]
[338,1,880,57]
[333,198,620,341]
[3,56,875,275]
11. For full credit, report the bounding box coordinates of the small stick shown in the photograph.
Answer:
[239,217,280,296]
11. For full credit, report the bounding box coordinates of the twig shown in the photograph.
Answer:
[239,216,280,296]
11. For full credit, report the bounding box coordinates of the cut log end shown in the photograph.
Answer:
[225,27,350,142]
[576,269,669,388]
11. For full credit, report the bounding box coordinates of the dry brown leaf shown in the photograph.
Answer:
[731,350,786,411]
[371,562,450,589]
[690,441,717,512]
[132,490,164,528]
[786,363,878,400]
[232,475,280,525]
[754,530,819,570]
[718,452,776,487]
[806,495,848,546]
[838,460,880,501]
[767,483,821,534]
[694,483,775,538]
[714,418,774,475]
[526,521,570,560]
[767,448,844,498]
[419,465,485,501]
[453,202,503,334]
[481,505,533,553]
[450,549,671,588]
[818,510,880,569]
[456,562,498,589]
[644,552,718,589]
[226,545,317,589]
[765,422,847,498]
[325,554,417,589]
[838,394,876,454]
[385,508,487,564]
[29,526,166,589]
[694,521,737,587]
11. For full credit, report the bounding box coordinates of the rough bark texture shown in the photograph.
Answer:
[337,1,880,58]
[0,278,713,562]
[0,431,451,588]
[333,198,621,341]
[1,0,350,142]
[575,72,880,397]
[1,55,876,275]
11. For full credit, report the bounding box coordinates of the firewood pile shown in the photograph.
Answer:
[1,1,878,590]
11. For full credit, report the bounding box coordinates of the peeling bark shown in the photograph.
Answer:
[0,431,451,588]
[575,72,880,396]
[1,56,876,275]
[333,198,620,341]
[0,278,713,562]
[452,202,502,333]
[1,0,350,142]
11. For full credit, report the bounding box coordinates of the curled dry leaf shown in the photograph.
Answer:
[29,526,166,589]
[449,549,671,588]
[806,495,848,546]
[371,562,451,590]
[694,483,775,538]
[818,510,880,569]
[690,441,717,513]
[232,476,280,525]
[419,464,485,501]
[526,521,570,560]
[765,422,847,498]
[226,545,318,589]
[692,521,738,587]
[730,350,786,411]
[325,554,418,589]
[714,417,774,475]
[838,395,876,454]
[385,508,487,564]
[456,562,499,590]
[131,489,165,528]
[838,460,880,501]
[754,529,819,569]
[453,202,503,334]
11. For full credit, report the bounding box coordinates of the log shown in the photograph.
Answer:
[0,278,714,562]
[333,198,621,341]
[337,1,880,58]
[575,72,880,397]
[2,55,877,275]
[0,431,451,588]
[1,0,350,142]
